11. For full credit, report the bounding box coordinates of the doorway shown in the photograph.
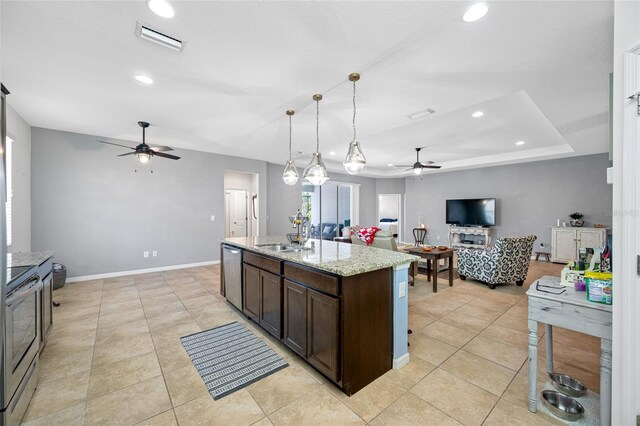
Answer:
[224,171,259,238]
[378,194,401,241]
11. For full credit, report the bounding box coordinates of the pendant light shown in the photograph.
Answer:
[343,72,366,175]
[282,110,299,185]
[303,94,329,186]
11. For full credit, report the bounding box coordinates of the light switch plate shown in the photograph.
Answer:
[399,282,406,298]
[143,251,149,258]
[211,215,215,221]
[152,251,157,257]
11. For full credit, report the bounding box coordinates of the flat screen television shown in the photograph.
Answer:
[446,198,496,227]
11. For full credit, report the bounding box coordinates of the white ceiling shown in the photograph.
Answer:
[1,1,613,177]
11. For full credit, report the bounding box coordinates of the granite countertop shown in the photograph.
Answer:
[224,236,419,277]
[8,250,54,268]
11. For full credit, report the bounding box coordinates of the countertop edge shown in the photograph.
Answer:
[222,240,419,277]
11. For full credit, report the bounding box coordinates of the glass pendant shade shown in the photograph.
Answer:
[136,152,152,164]
[343,72,366,175]
[343,140,366,175]
[282,160,299,185]
[413,167,423,176]
[303,152,329,186]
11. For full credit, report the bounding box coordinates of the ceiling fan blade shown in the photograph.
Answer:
[149,146,173,152]
[420,161,435,165]
[97,140,136,150]
[153,151,181,160]
[393,165,413,168]
[422,165,442,169]
[117,152,136,157]
[404,168,414,171]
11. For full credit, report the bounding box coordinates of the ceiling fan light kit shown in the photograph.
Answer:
[343,72,366,175]
[96,121,180,171]
[282,110,299,186]
[303,94,329,186]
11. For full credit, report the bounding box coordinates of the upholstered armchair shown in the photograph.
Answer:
[457,235,537,289]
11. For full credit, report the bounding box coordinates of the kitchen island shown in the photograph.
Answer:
[221,236,419,396]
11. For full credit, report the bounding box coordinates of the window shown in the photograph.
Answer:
[5,137,12,247]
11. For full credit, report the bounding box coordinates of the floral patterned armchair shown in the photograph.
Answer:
[457,235,537,289]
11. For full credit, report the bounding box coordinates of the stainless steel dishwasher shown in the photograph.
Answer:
[222,245,242,310]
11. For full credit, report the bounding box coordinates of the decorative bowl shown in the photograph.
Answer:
[548,373,587,397]
[437,246,448,250]
[541,390,584,421]
[422,247,432,252]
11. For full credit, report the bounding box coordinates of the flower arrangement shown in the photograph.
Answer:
[569,212,584,227]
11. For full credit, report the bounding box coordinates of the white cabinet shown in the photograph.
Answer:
[551,227,607,263]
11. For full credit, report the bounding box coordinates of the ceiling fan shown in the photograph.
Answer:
[394,147,441,175]
[97,121,180,164]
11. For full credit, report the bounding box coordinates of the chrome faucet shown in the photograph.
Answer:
[288,209,308,245]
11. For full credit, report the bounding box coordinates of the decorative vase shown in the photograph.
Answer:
[570,220,584,227]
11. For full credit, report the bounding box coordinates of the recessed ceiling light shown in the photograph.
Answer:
[134,74,154,85]
[463,3,489,23]
[147,0,175,18]
[516,140,526,146]
[329,151,336,156]
[472,111,484,118]
[407,108,436,120]
[388,163,394,167]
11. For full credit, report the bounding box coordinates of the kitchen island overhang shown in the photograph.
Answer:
[220,236,418,396]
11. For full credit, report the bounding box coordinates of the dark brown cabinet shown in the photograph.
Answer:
[226,246,394,396]
[283,280,340,382]
[307,288,340,382]
[259,270,282,339]
[283,280,307,356]
[243,263,260,321]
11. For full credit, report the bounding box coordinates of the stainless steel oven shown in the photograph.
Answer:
[2,267,40,426]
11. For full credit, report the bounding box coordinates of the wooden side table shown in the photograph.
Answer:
[534,251,551,262]
[403,247,455,293]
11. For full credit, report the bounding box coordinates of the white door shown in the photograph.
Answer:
[577,229,605,249]
[225,190,248,238]
[551,228,576,263]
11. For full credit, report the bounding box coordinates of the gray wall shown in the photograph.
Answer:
[6,104,31,252]
[404,153,613,249]
[31,127,268,278]
[266,162,378,236]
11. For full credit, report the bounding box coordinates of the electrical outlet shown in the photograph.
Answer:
[210,215,215,221]
[143,251,149,258]
[399,282,406,298]
[436,235,441,241]
[152,251,157,257]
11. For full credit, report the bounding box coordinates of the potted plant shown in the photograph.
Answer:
[569,212,584,227]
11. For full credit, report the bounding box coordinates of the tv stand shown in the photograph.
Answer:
[449,226,491,249]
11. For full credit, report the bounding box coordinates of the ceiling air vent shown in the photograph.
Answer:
[135,22,185,52]
[407,108,436,120]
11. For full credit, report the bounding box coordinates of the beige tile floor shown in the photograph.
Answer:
[21,260,601,425]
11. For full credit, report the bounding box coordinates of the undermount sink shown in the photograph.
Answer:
[259,244,311,253]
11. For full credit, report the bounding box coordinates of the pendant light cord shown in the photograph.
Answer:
[288,115,292,161]
[352,79,357,141]
[316,99,320,153]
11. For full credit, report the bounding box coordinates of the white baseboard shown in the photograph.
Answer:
[393,353,411,370]
[66,260,220,283]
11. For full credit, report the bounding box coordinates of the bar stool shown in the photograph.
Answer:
[413,227,427,246]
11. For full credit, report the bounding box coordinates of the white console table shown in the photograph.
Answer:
[527,275,612,426]
[448,226,491,249]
